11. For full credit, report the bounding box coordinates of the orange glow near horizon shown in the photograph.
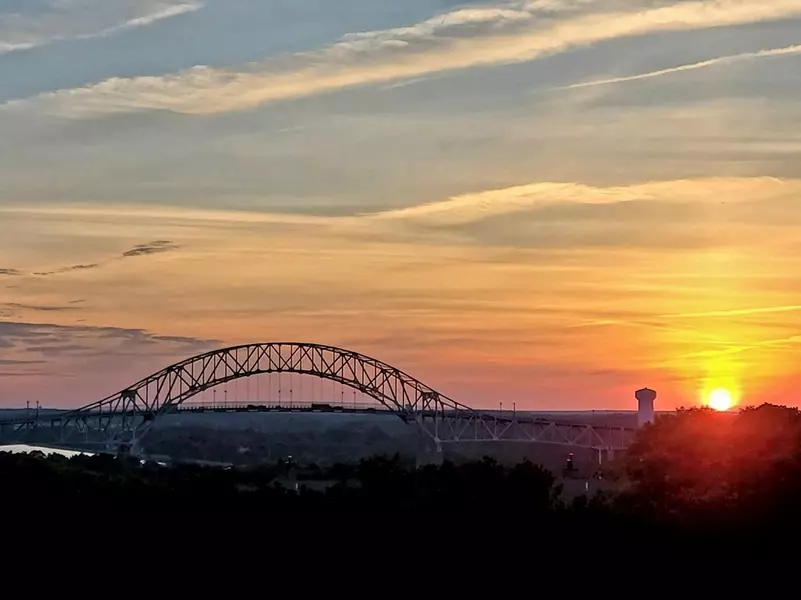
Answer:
[2,179,801,410]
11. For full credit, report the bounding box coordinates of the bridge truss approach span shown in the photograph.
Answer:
[0,343,636,455]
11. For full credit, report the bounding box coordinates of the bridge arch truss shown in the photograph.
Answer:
[0,343,635,453]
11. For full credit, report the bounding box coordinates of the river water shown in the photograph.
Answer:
[0,444,92,457]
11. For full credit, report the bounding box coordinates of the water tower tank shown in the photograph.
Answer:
[636,388,657,427]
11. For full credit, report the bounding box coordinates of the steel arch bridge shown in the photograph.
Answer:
[0,342,635,456]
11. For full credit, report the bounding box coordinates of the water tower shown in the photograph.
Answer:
[636,388,657,427]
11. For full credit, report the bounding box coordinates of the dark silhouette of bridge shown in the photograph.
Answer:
[0,342,635,458]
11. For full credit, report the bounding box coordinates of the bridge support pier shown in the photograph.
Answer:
[111,436,145,460]
[596,448,615,465]
[415,439,443,468]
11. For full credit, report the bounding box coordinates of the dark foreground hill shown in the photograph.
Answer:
[4,405,801,546]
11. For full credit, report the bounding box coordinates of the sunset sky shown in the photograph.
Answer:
[1,0,800,411]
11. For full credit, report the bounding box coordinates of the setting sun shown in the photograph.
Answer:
[708,388,734,412]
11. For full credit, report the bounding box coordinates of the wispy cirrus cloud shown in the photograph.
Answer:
[0,0,203,55]
[0,359,45,366]
[0,320,219,359]
[364,177,794,227]
[3,176,798,254]
[2,302,82,313]
[5,0,801,117]
[122,240,179,257]
[0,241,179,285]
[33,263,100,276]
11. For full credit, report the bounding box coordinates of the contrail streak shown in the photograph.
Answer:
[552,44,801,90]
[661,305,801,319]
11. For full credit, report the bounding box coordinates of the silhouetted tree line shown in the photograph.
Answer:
[2,403,801,538]
[616,403,801,538]
[0,452,562,515]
